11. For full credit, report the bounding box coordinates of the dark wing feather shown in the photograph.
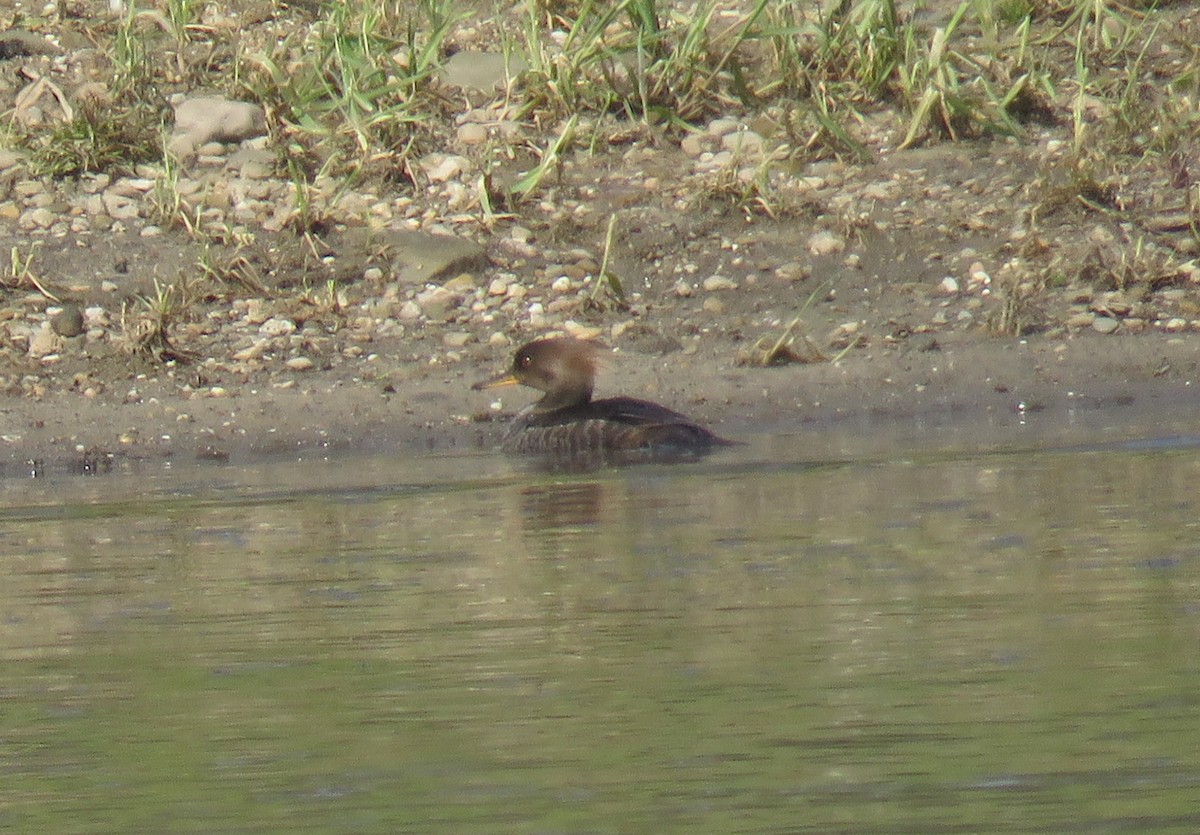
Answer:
[508,397,734,463]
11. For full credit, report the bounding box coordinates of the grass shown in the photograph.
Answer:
[18,94,164,179]
[0,0,1197,346]
[120,277,193,362]
[245,0,456,180]
[3,1,1190,190]
[5,243,62,302]
[739,315,828,366]
[584,214,629,311]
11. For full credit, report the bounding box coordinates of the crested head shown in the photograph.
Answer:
[512,337,605,390]
[473,337,608,411]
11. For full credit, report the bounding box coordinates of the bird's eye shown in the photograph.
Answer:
[517,354,531,368]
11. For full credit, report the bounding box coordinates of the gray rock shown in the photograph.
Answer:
[51,304,85,337]
[28,325,59,358]
[721,129,764,154]
[101,190,139,220]
[225,147,275,178]
[808,230,845,256]
[349,229,487,286]
[441,52,527,92]
[420,154,470,183]
[259,317,297,337]
[416,286,458,320]
[703,275,738,291]
[457,123,487,145]
[169,96,267,157]
[0,30,60,59]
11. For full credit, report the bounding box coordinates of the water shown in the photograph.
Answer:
[3,416,1200,833]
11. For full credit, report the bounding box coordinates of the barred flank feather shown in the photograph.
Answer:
[502,402,733,467]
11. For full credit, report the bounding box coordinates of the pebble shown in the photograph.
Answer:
[702,275,738,291]
[242,300,269,325]
[285,357,315,371]
[421,154,470,183]
[442,273,476,293]
[259,317,297,337]
[417,286,457,319]
[721,130,764,155]
[1094,293,1132,316]
[457,123,488,145]
[26,207,55,228]
[101,191,139,220]
[232,339,270,361]
[51,305,85,337]
[528,302,546,327]
[707,118,741,137]
[169,96,266,157]
[939,277,960,295]
[1092,316,1120,334]
[680,133,709,156]
[774,262,810,282]
[808,230,845,256]
[562,321,602,340]
[28,325,59,357]
[861,181,900,201]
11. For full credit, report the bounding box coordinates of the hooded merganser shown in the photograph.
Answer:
[473,337,734,465]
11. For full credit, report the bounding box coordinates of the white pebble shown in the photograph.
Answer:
[808,230,845,256]
[702,275,738,291]
[259,317,297,337]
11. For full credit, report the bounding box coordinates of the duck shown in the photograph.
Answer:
[473,337,734,465]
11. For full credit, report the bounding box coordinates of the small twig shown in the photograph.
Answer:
[9,245,62,303]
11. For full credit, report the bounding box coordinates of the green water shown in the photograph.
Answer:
[2,430,1199,833]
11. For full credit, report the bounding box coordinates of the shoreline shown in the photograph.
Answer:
[3,330,1196,479]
